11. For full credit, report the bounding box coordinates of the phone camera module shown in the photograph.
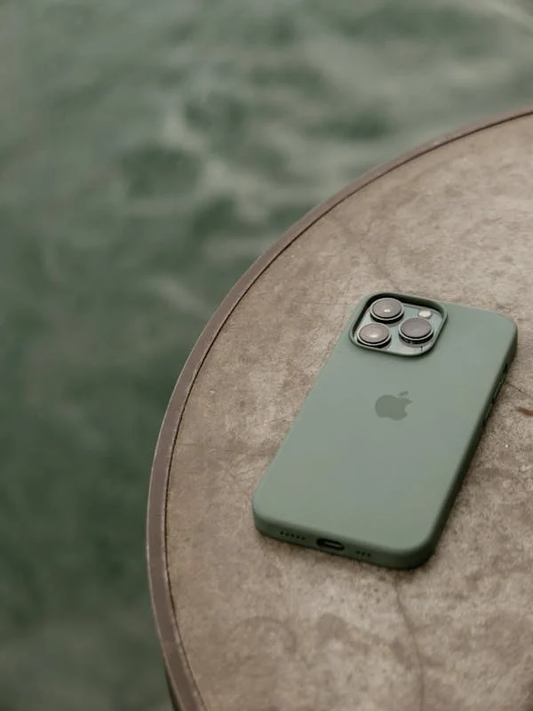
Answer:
[370,298,404,323]
[357,322,391,348]
[399,317,433,344]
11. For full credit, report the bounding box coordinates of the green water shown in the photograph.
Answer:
[0,1,531,708]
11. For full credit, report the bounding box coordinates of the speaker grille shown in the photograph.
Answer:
[279,530,306,541]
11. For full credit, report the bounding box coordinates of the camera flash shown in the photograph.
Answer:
[418,308,432,319]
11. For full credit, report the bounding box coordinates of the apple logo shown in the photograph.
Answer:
[375,391,412,420]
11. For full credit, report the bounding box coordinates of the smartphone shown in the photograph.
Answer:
[252,293,517,569]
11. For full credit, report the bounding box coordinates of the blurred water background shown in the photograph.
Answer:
[0,1,532,708]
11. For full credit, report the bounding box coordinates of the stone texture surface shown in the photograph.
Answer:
[164,115,533,711]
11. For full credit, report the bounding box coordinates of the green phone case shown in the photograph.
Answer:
[252,293,517,568]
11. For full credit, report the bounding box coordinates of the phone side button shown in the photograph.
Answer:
[483,401,493,425]
[493,377,505,403]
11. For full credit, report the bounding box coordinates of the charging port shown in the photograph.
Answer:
[317,538,344,551]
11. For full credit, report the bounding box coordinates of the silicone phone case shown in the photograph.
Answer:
[252,293,517,568]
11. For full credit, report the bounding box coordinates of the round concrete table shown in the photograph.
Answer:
[148,107,533,711]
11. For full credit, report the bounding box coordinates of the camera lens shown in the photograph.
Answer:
[370,298,404,323]
[357,322,391,347]
[399,317,433,344]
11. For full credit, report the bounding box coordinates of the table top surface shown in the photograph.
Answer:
[148,107,533,711]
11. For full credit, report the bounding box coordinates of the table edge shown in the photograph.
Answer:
[146,104,533,711]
